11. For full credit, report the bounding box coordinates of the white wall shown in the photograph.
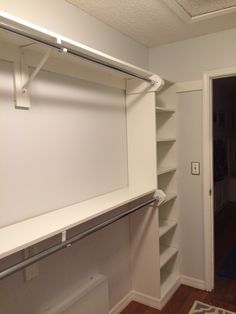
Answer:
[0,60,128,227]
[0,0,148,69]
[0,56,130,313]
[178,91,204,281]
[149,28,236,82]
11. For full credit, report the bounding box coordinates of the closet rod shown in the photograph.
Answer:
[0,22,156,85]
[0,196,157,280]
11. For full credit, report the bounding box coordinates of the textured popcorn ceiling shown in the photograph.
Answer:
[176,0,236,17]
[66,0,236,47]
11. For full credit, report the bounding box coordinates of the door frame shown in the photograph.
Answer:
[203,66,236,291]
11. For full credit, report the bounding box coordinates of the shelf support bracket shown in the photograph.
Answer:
[22,48,51,92]
[14,50,30,109]
[13,48,51,109]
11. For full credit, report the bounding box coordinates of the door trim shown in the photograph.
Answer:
[203,67,236,291]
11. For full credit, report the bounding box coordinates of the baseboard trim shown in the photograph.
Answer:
[181,275,206,290]
[131,291,161,310]
[109,290,161,314]
[110,276,205,314]
[109,291,133,314]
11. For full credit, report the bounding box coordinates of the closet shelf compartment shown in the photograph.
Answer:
[159,220,177,238]
[0,186,156,259]
[156,137,176,143]
[159,192,177,205]
[161,272,180,298]
[156,106,175,113]
[160,246,179,269]
[157,167,177,176]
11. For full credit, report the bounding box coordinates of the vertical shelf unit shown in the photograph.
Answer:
[156,82,180,303]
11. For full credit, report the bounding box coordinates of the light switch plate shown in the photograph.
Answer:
[191,162,200,175]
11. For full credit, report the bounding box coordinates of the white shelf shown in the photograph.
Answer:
[160,246,178,269]
[159,220,177,238]
[156,106,175,113]
[156,137,176,143]
[159,192,177,205]
[0,186,156,259]
[0,11,155,82]
[157,167,177,175]
[161,272,180,298]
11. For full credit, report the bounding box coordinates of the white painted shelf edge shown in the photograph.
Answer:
[0,186,155,259]
[156,137,176,143]
[160,246,179,269]
[159,220,178,238]
[157,167,177,175]
[155,106,175,113]
[159,192,177,205]
[0,10,154,80]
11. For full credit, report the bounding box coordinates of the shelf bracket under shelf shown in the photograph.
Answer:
[22,48,51,93]
[14,47,56,109]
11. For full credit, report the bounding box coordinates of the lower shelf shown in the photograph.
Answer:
[161,272,180,298]
[0,185,156,259]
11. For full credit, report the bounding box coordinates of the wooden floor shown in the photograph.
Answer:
[121,202,236,314]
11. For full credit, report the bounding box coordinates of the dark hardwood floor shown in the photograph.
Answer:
[121,202,236,314]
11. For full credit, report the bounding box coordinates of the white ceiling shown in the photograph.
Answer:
[66,0,236,47]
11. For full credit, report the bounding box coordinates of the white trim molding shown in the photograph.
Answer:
[181,275,206,290]
[131,291,161,310]
[109,291,134,314]
[109,291,161,314]
[176,80,203,93]
[110,279,182,313]
[203,66,236,292]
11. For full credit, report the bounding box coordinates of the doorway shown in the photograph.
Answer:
[212,76,236,293]
[202,67,236,291]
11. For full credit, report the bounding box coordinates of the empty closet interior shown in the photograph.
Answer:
[0,11,184,314]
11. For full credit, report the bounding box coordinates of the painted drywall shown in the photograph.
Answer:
[149,28,236,82]
[0,60,128,227]
[177,91,204,281]
[0,58,130,312]
[0,0,148,69]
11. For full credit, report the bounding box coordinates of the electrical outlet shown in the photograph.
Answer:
[191,162,200,175]
[24,247,39,281]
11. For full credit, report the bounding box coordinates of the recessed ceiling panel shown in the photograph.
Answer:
[66,0,236,47]
[176,0,236,17]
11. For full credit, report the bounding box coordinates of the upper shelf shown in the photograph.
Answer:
[0,10,163,88]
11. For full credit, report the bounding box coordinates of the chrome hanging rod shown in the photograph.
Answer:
[0,22,156,85]
[0,196,157,280]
